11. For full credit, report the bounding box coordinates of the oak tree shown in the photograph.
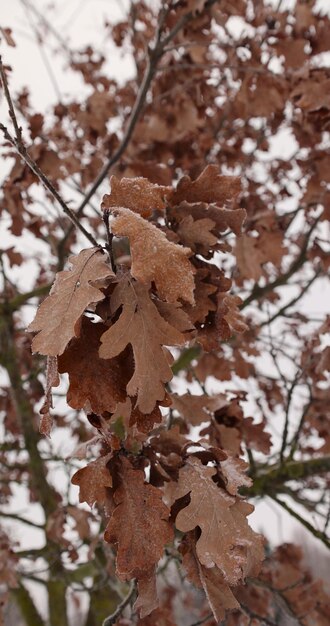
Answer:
[0,1,329,625]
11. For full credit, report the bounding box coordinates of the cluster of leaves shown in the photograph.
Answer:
[27,167,265,620]
[0,0,329,625]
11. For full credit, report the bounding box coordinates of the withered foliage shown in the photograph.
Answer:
[0,1,329,626]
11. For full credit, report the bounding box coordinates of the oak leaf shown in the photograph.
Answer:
[169,201,246,240]
[171,393,228,427]
[218,294,249,336]
[167,457,263,584]
[58,316,130,414]
[102,175,171,218]
[220,456,252,496]
[176,214,218,254]
[110,208,195,304]
[135,575,159,619]
[71,453,113,508]
[28,248,113,356]
[99,275,186,413]
[181,532,240,622]
[235,235,265,281]
[104,456,173,580]
[168,165,241,207]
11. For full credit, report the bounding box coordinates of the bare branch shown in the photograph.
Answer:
[270,495,330,550]
[102,581,136,626]
[0,56,99,248]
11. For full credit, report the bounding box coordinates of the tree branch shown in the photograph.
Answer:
[73,0,219,217]
[241,219,320,309]
[258,269,321,328]
[11,584,46,626]
[246,455,330,498]
[102,581,136,626]
[270,495,330,550]
[0,511,44,529]
[0,56,99,248]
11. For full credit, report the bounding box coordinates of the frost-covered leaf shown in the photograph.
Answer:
[110,208,195,304]
[28,248,113,356]
[220,456,252,496]
[167,457,263,584]
[102,175,171,218]
[99,275,186,413]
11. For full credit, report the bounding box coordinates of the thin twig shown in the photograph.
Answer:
[189,613,213,626]
[74,0,219,217]
[240,602,277,625]
[288,391,313,460]
[280,369,302,463]
[102,581,136,626]
[20,0,62,99]
[259,269,322,328]
[241,218,320,309]
[270,495,330,550]
[0,511,45,529]
[0,56,99,248]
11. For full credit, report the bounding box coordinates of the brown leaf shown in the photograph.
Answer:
[220,456,252,496]
[71,453,113,508]
[135,574,159,619]
[99,275,186,413]
[104,456,173,579]
[168,165,241,207]
[241,418,272,455]
[102,176,171,218]
[198,562,240,622]
[176,215,218,254]
[28,248,113,356]
[137,606,175,625]
[39,355,60,437]
[171,393,228,426]
[110,208,195,304]
[219,294,248,336]
[0,27,16,47]
[181,532,240,622]
[169,201,246,240]
[58,317,131,414]
[235,235,265,281]
[167,457,263,584]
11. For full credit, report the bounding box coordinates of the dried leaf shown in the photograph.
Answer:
[198,562,240,622]
[220,456,252,496]
[235,235,265,281]
[99,275,186,413]
[168,165,241,207]
[58,317,130,414]
[102,176,171,218]
[135,574,159,619]
[167,457,263,584]
[28,248,113,356]
[104,457,173,579]
[71,453,113,508]
[39,355,60,437]
[110,208,195,304]
[176,215,218,254]
[171,393,228,426]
